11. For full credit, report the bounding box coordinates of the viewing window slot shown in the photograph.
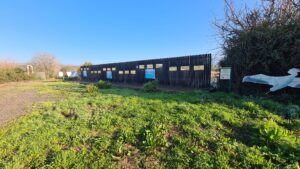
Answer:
[194,65,204,71]
[180,66,190,71]
[156,64,163,68]
[169,67,177,71]
[147,64,153,69]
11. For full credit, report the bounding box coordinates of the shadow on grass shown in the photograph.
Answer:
[99,87,290,118]
[45,81,293,119]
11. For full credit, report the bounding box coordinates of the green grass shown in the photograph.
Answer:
[0,81,299,168]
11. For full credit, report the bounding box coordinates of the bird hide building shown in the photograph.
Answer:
[80,54,211,88]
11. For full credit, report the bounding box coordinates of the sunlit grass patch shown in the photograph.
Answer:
[0,81,299,168]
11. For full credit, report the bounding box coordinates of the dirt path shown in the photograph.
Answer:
[0,82,55,127]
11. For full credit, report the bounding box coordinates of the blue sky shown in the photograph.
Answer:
[0,0,258,65]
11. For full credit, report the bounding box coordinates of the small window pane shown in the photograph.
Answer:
[98,70,101,74]
[107,68,111,71]
[169,67,177,71]
[147,64,153,69]
[112,67,116,71]
[139,65,145,69]
[119,71,124,74]
[194,65,204,71]
[103,68,106,71]
[87,68,89,70]
[156,64,163,68]
[180,66,190,71]
[125,70,129,74]
[130,70,136,74]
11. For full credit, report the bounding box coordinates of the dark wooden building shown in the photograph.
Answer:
[80,54,211,88]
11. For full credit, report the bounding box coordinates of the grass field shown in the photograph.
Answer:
[0,81,299,168]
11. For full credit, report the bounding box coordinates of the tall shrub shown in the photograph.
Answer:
[0,68,33,83]
[216,0,300,92]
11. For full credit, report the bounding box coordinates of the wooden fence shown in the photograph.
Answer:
[80,54,211,88]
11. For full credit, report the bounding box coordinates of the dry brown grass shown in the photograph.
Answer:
[0,59,17,70]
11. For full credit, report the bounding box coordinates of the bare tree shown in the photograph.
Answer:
[31,53,60,79]
[215,0,300,47]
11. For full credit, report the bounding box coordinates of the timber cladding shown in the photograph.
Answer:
[80,54,211,88]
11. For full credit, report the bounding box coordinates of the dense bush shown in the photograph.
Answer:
[220,24,300,92]
[143,80,158,92]
[0,68,33,83]
[86,84,98,93]
[217,0,300,93]
[96,80,111,89]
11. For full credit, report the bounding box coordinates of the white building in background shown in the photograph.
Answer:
[69,71,78,78]
[58,71,78,78]
[58,72,64,78]
[66,72,72,77]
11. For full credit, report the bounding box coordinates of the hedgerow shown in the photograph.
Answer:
[0,68,33,83]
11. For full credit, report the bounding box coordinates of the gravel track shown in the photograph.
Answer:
[0,82,54,127]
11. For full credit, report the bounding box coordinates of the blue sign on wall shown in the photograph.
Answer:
[106,71,112,79]
[145,69,155,79]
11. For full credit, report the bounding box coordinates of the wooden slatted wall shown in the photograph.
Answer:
[80,54,211,88]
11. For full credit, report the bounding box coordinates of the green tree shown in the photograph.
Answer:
[82,61,93,66]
